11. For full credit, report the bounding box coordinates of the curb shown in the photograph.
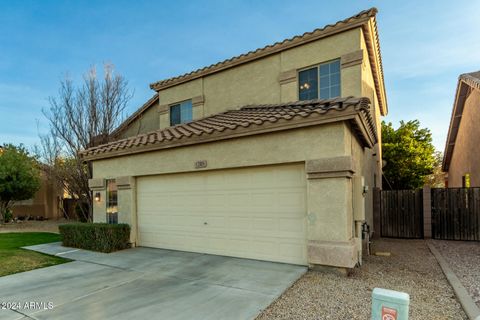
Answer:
[427,241,480,320]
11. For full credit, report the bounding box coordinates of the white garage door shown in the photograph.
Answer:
[136,163,307,265]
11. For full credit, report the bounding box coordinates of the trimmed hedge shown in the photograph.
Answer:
[59,223,131,253]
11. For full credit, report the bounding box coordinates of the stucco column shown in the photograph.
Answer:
[279,69,297,102]
[191,95,205,118]
[117,176,137,246]
[88,178,106,223]
[305,156,358,269]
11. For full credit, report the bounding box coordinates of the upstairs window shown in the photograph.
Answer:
[299,59,341,100]
[170,100,192,126]
[298,67,318,100]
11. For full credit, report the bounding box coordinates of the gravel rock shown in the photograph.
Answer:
[257,239,467,320]
[432,240,480,308]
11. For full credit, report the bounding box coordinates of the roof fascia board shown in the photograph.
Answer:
[442,80,471,171]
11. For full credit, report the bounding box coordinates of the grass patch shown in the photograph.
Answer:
[0,232,70,277]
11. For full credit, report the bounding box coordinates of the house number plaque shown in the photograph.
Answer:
[195,160,207,169]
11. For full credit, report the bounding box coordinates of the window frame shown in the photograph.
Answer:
[297,58,341,100]
[169,99,193,126]
[106,179,118,224]
[298,66,319,101]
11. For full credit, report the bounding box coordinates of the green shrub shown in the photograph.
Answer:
[59,223,130,253]
[4,209,13,223]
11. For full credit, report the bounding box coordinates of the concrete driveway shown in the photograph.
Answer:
[0,243,306,320]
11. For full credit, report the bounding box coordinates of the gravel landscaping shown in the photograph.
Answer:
[432,240,480,308]
[257,239,467,320]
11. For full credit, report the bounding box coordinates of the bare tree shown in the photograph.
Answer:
[38,65,133,221]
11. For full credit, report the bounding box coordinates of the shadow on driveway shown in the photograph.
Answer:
[0,243,306,320]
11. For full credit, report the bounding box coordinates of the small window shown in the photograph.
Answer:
[106,179,118,224]
[298,59,341,100]
[170,100,192,126]
[299,67,318,100]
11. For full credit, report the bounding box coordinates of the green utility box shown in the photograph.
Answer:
[371,288,410,320]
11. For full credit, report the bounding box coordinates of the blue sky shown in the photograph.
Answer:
[0,0,479,151]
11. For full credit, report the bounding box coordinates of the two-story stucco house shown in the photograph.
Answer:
[82,8,387,270]
[443,71,480,187]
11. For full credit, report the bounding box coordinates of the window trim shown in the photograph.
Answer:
[297,58,341,100]
[169,99,193,126]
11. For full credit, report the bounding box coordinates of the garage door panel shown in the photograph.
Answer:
[252,218,277,231]
[279,218,306,233]
[225,171,250,185]
[277,191,306,208]
[227,193,251,206]
[137,164,307,265]
[140,219,304,238]
[228,217,251,229]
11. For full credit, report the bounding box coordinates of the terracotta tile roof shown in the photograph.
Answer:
[460,71,480,90]
[148,7,387,116]
[82,97,376,160]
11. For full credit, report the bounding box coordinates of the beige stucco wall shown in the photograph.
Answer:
[117,100,160,139]
[203,54,282,116]
[92,189,107,222]
[94,124,346,178]
[448,89,480,187]
[360,28,382,191]
[120,28,375,136]
[91,123,368,268]
[348,123,373,227]
[159,29,361,120]
[13,171,62,219]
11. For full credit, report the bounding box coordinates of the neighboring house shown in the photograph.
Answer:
[13,169,64,220]
[82,8,387,269]
[443,71,480,187]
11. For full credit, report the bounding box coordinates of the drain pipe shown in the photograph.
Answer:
[355,220,363,265]
[356,221,371,257]
[362,222,371,256]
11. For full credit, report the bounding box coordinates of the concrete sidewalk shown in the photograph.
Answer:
[0,243,306,320]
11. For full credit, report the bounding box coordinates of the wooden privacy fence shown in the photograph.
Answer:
[431,188,480,241]
[374,187,480,241]
[380,189,424,239]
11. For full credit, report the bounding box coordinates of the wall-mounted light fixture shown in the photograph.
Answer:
[363,185,369,196]
[94,192,101,202]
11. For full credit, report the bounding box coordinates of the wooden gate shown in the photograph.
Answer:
[380,190,424,238]
[431,188,480,240]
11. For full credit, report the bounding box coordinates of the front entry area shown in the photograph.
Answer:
[136,163,308,265]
